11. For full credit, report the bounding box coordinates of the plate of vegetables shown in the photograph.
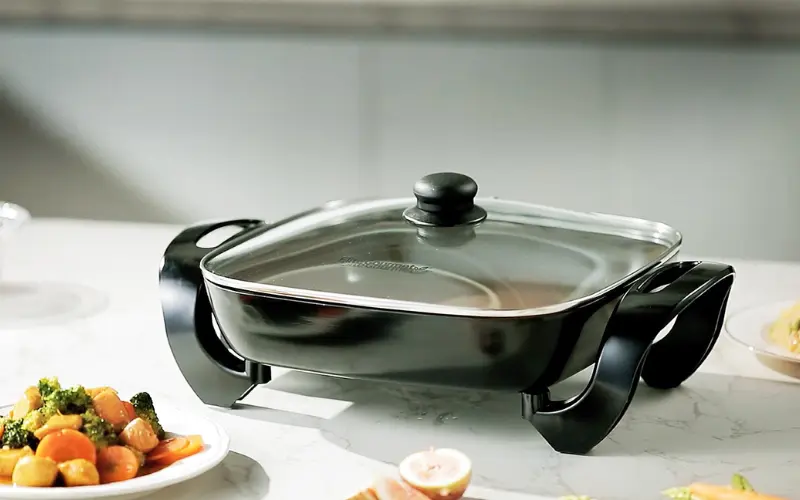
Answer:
[0,377,229,499]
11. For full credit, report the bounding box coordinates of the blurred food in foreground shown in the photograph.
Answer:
[346,447,471,500]
[662,473,787,500]
[344,449,788,500]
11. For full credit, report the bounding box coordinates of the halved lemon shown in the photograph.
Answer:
[398,448,472,500]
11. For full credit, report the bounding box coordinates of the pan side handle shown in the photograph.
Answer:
[159,219,270,408]
[523,261,735,455]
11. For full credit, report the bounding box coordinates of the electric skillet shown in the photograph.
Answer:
[159,172,735,455]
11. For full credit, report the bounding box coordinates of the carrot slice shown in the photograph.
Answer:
[147,435,204,466]
[690,483,789,500]
[36,429,97,465]
[96,446,140,484]
[146,437,189,463]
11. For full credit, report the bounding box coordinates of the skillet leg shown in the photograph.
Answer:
[523,262,735,455]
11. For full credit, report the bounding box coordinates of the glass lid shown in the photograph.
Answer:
[202,173,682,317]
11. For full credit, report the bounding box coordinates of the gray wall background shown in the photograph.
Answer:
[1,27,799,260]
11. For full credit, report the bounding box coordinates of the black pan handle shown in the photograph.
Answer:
[159,219,268,408]
[524,261,735,455]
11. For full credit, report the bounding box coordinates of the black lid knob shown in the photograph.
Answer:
[403,172,487,227]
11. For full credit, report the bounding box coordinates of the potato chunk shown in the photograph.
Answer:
[58,459,101,487]
[120,418,159,453]
[34,414,84,440]
[12,455,58,487]
[0,447,33,476]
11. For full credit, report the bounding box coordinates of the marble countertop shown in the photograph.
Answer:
[3,0,800,41]
[2,218,800,499]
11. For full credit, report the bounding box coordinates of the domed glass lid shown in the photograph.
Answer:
[202,173,682,317]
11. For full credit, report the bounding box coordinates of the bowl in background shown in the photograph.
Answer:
[0,202,31,280]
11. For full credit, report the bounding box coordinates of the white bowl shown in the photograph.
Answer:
[724,299,800,363]
[0,403,229,500]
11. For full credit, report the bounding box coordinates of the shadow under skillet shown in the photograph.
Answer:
[147,451,270,500]
[223,370,799,499]
[0,281,109,329]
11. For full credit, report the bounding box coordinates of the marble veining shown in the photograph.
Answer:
[1,219,800,499]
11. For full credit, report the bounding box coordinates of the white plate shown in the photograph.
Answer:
[0,403,229,500]
[724,300,800,362]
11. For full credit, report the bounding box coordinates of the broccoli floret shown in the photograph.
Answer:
[80,410,118,448]
[40,401,59,420]
[21,409,47,432]
[44,385,92,415]
[130,392,165,439]
[37,377,61,399]
[1,418,39,450]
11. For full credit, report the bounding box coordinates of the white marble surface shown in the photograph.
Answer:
[1,218,800,499]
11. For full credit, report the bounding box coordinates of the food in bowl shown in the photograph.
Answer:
[0,377,205,487]
[767,300,800,353]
